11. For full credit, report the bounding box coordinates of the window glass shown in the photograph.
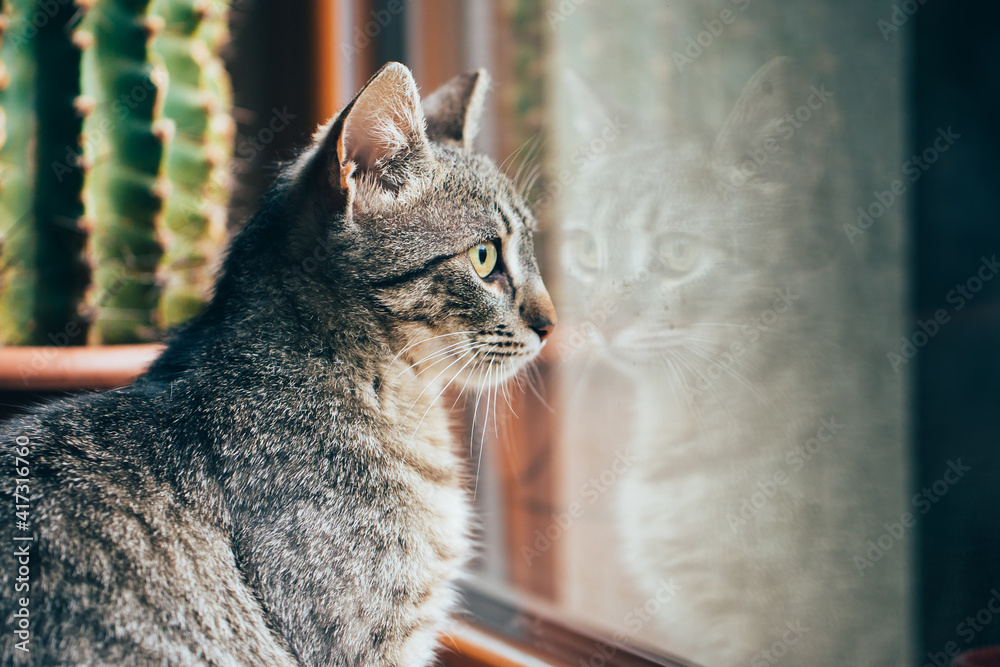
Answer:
[472,2,911,665]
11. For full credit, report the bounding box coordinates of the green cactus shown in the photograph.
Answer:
[0,0,39,345]
[33,0,92,345]
[151,0,232,329]
[78,0,170,344]
[0,0,232,347]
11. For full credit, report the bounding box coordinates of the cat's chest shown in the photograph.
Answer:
[351,395,472,581]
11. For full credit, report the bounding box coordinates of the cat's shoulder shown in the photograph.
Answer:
[0,387,171,498]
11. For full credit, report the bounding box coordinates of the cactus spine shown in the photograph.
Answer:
[78,0,170,344]
[0,0,233,347]
[151,0,233,329]
[0,0,39,345]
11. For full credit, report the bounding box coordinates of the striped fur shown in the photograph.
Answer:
[0,63,554,666]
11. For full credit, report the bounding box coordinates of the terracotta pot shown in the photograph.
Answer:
[0,344,164,392]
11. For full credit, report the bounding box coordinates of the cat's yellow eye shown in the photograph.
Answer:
[469,241,498,278]
[659,234,703,274]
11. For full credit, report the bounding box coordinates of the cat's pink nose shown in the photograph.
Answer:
[531,317,555,341]
[523,287,557,341]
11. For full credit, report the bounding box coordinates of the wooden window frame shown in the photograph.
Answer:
[440,582,695,667]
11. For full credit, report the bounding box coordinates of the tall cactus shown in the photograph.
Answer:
[78,0,170,344]
[151,0,233,329]
[0,0,39,345]
[0,0,233,347]
[33,0,92,345]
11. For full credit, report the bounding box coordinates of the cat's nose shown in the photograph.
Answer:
[521,282,557,341]
[530,316,555,341]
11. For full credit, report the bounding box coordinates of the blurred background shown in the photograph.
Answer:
[1,1,998,665]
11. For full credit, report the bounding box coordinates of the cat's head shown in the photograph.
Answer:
[271,63,555,387]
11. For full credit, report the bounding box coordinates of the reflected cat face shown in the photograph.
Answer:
[556,58,830,397]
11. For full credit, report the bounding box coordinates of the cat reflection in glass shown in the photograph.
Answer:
[557,58,906,666]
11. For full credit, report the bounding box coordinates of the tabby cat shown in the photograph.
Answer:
[0,62,555,666]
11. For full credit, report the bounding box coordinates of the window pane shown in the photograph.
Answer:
[475,2,912,665]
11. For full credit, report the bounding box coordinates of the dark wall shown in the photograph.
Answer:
[224,0,323,230]
[915,0,1000,659]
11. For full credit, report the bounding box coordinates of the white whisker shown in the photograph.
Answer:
[401,344,484,423]
[525,363,554,413]
[405,347,485,452]
[499,361,518,419]
[474,358,496,501]
[390,339,480,386]
[388,330,477,374]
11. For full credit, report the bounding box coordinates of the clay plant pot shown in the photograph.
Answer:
[0,344,164,422]
[0,344,163,392]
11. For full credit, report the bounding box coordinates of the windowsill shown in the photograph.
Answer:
[444,582,696,667]
[0,344,163,391]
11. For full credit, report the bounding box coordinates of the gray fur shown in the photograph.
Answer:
[0,63,554,666]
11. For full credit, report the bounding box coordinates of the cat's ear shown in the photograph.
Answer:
[553,69,628,160]
[558,69,613,148]
[421,69,490,150]
[712,57,829,189]
[321,62,433,213]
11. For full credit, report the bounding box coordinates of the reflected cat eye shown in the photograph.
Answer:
[563,229,600,274]
[469,241,499,278]
[657,233,703,274]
